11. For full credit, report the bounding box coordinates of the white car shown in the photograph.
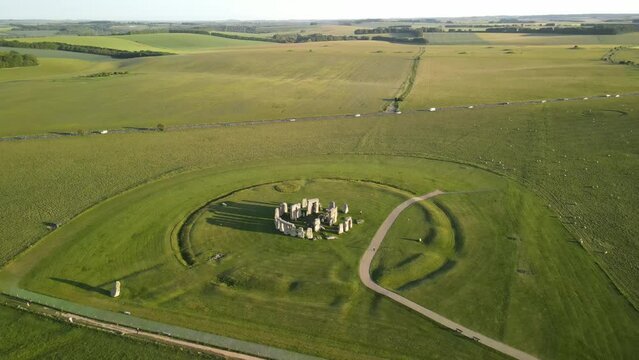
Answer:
[615,94,621,98]
[100,130,108,134]
[354,114,361,118]
[289,118,296,122]
[541,100,547,103]
[583,97,589,100]
[605,94,611,98]
[429,108,437,112]
[468,105,474,109]
[395,111,402,115]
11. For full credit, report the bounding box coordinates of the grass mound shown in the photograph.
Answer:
[274,181,302,193]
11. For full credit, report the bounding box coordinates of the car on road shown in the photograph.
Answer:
[354,114,361,118]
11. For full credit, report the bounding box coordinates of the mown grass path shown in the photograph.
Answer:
[359,190,538,360]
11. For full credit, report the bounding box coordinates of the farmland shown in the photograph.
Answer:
[1,17,638,360]
[0,40,413,136]
[403,45,639,108]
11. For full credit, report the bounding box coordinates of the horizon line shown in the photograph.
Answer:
[1,12,638,23]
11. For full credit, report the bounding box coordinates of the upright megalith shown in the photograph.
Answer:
[338,223,344,234]
[111,281,121,298]
[306,227,314,239]
[297,227,306,238]
[313,218,321,232]
[342,203,349,214]
[328,207,338,226]
[279,202,288,215]
[290,203,302,221]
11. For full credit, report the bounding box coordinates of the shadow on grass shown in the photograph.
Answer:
[50,277,110,296]
[206,200,287,234]
[396,260,457,292]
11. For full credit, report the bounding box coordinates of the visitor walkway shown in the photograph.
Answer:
[358,190,539,360]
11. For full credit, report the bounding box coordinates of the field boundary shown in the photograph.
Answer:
[386,47,425,112]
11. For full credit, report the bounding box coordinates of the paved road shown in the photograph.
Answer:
[358,190,539,360]
[2,91,637,142]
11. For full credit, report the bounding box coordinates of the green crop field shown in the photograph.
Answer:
[404,45,639,108]
[476,32,639,45]
[1,20,639,360]
[615,47,639,63]
[0,41,414,136]
[115,33,267,52]
[10,35,170,52]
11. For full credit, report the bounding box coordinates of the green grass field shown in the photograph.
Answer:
[1,97,638,359]
[1,29,639,360]
[404,45,639,108]
[615,47,639,63]
[115,33,266,52]
[0,41,414,136]
[0,302,218,359]
[10,35,170,52]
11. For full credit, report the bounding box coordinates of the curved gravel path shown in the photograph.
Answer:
[358,190,538,360]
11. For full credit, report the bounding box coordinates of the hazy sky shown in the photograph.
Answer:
[1,0,638,21]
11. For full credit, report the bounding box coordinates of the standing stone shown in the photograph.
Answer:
[344,221,350,232]
[307,199,320,214]
[329,201,336,209]
[290,203,302,221]
[306,228,313,239]
[302,198,308,208]
[111,281,121,298]
[338,223,344,234]
[313,218,321,232]
[346,217,353,229]
[274,207,280,219]
[297,227,306,238]
[342,203,349,214]
[329,207,339,225]
[280,202,288,214]
[313,201,320,214]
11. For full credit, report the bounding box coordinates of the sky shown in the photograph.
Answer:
[1,0,638,21]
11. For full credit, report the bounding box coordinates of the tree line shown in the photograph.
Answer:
[486,24,638,35]
[354,26,443,36]
[170,29,428,45]
[0,40,172,58]
[0,51,38,68]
